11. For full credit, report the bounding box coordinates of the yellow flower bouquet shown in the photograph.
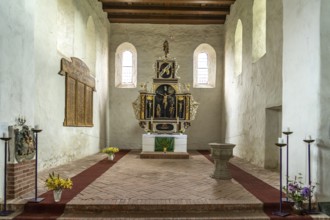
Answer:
[45,172,73,191]
[101,147,119,155]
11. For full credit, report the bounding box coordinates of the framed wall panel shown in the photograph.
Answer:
[59,57,95,127]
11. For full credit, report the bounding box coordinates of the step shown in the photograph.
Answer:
[140,151,189,159]
[59,210,270,220]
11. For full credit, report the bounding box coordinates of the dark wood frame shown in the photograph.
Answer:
[156,60,176,79]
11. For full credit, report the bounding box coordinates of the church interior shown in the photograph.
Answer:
[0,0,330,219]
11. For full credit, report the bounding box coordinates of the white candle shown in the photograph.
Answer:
[35,125,40,130]
[286,127,290,132]
[306,135,312,140]
[278,137,284,143]
[3,132,8,138]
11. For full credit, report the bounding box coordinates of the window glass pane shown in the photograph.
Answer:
[197,68,208,84]
[122,51,132,66]
[122,50,133,84]
[198,53,208,68]
[197,52,208,84]
[122,66,133,84]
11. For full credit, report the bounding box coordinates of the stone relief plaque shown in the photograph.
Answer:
[15,125,36,162]
[60,57,95,127]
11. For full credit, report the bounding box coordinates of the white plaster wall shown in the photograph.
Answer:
[0,0,36,201]
[109,24,224,149]
[34,0,110,170]
[318,0,330,202]
[283,0,330,202]
[224,0,283,167]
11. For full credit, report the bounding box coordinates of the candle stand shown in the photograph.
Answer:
[0,137,13,216]
[273,142,290,217]
[29,129,44,203]
[303,138,319,214]
[282,130,293,202]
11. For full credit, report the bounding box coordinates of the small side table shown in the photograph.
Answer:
[209,143,236,180]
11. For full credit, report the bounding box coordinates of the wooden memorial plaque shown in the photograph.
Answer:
[60,57,95,127]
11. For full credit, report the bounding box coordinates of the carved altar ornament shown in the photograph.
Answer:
[15,125,36,162]
[132,41,199,134]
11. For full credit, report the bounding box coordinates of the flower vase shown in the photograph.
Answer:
[108,154,115,161]
[53,189,62,202]
[292,201,304,215]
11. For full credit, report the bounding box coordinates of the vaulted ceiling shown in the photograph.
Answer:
[98,0,236,24]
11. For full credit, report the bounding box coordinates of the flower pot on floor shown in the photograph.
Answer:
[108,154,115,161]
[53,189,62,202]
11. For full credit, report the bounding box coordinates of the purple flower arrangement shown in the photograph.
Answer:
[283,173,316,203]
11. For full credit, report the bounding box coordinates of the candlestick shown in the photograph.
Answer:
[29,129,44,203]
[303,138,319,214]
[282,129,293,203]
[278,137,284,144]
[0,137,13,216]
[273,142,290,217]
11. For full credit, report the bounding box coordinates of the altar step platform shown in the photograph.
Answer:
[140,151,189,159]
[3,150,330,220]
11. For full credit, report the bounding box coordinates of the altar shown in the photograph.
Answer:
[133,41,197,160]
[142,134,187,152]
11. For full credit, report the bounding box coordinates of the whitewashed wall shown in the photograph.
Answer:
[318,0,330,202]
[0,0,36,201]
[34,0,109,169]
[109,24,224,149]
[0,0,110,200]
[283,0,330,202]
[224,0,283,167]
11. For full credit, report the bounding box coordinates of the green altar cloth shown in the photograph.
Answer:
[155,137,174,152]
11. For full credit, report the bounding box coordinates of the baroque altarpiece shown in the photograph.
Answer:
[133,41,199,134]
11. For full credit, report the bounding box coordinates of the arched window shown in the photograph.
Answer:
[252,0,266,62]
[235,19,243,76]
[193,44,216,88]
[115,42,137,88]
